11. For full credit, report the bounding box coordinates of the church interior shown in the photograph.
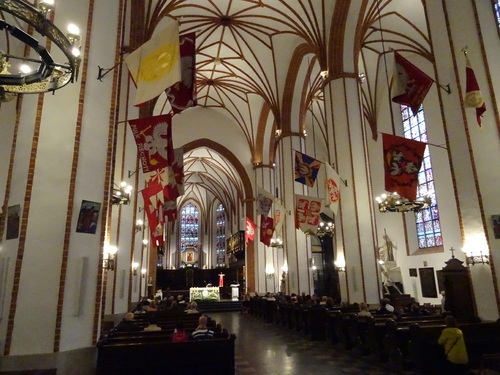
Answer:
[0,0,499,373]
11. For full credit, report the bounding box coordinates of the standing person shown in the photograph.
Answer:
[191,315,214,340]
[438,315,469,374]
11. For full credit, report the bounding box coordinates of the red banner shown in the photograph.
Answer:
[245,217,256,243]
[392,52,433,115]
[140,184,164,244]
[128,114,175,174]
[465,55,486,126]
[382,133,426,201]
[166,33,197,114]
[260,216,274,246]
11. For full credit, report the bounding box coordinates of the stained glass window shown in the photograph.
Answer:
[401,105,442,249]
[215,204,226,267]
[180,202,199,253]
[495,1,500,32]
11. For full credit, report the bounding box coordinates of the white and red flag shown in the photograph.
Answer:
[392,52,433,115]
[295,194,322,235]
[324,163,341,217]
[245,217,256,243]
[166,33,197,114]
[124,20,181,106]
[465,55,486,126]
[140,183,164,245]
[128,114,175,174]
[256,187,274,218]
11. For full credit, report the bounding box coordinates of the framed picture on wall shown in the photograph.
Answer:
[418,267,438,298]
[492,214,500,239]
[6,204,21,240]
[76,200,101,234]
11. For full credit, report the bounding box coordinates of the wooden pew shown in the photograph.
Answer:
[96,335,236,375]
[407,321,500,374]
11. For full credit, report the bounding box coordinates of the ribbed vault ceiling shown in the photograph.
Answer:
[134,0,430,214]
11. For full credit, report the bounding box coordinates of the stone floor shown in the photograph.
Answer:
[210,311,417,375]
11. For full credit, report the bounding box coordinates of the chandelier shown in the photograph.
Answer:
[112,182,133,205]
[270,237,283,248]
[0,0,81,98]
[375,192,431,213]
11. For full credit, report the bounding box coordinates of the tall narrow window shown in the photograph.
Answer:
[401,105,442,249]
[180,202,199,253]
[495,1,500,32]
[215,203,226,267]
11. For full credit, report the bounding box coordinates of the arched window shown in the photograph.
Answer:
[215,203,226,267]
[401,105,442,249]
[180,202,199,253]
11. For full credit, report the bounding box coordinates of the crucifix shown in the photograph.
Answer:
[218,273,225,287]
[449,247,456,259]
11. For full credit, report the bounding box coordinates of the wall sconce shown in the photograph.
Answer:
[334,258,346,272]
[462,245,490,266]
[142,239,149,245]
[141,268,147,278]
[270,237,283,248]
[265,265,275,277]
[112,181,133,205]
[103,245,117,271]
[135,219,143,233]
[132,262,139,276]
[281,263,288,274]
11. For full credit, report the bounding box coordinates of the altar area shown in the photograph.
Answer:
[189,287,221,302]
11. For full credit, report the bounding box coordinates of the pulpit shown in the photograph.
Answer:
[230,283,240,301]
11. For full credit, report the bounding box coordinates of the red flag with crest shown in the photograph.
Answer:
[465,55,486,126]
[166,33,197,114]
[140,184,164,245]
[392,52,433,115]
[128,114,175,174]
[382,133,426,201]
[260,216,274,246]
[245,217,256,243]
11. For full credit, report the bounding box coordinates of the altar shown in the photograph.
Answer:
[189,287,220,302]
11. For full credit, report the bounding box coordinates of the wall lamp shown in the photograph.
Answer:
[131,262,139,276]
[135,219,143,233]
[462,245,490,266]
[103,245,117,271]
[265,265,275,277]
[334,258,346,272]
[141,268,147,278]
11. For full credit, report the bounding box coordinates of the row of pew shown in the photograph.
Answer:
[96,311,236,375]
[248,298,500,373]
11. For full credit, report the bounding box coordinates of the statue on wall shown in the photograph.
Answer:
[378,230,402,295]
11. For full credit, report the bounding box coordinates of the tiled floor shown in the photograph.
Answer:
[210,311,416,375]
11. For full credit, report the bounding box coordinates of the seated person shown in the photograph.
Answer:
[184,301,199,314]
[376,298,394,314]
[172,322,189,342]
[191,315,214,340]
[143,316,162,332]
[358,301,372,317]
[114,312,140,332]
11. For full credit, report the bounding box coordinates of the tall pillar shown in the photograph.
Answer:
[323,75,381,304]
